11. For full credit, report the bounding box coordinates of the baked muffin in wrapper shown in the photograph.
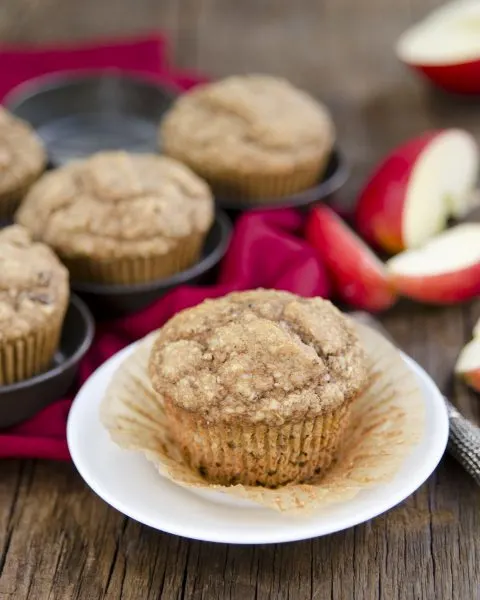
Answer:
[160,75,335,203]
[0,226,69,385]
[15,152,214,285]
[101,292,425,512]
[0,107,46,219]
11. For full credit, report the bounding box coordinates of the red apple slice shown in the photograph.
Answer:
[386,223,480,304]
[305,205,397,312]
[355,129,478,254]
[396,0,480,94]
[455,337,480,392]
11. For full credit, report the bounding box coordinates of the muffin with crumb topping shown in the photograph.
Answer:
[15,151,214,285]
[148,289,367,488]
[160,74,335,203]
[0,107,46,218]
[0,225,69,385]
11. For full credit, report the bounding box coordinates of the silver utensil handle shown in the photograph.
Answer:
[445,400,480,485]
[350,311,480,485]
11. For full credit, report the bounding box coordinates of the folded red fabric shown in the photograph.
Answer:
[0,33,206,101]
[0,35,330,460]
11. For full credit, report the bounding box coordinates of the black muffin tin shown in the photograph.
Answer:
[5,72,348,215]
[5,72,233,316]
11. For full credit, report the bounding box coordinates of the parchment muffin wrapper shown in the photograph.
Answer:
[163,398,352,488]
[65,233,205,285]
[100,322,426,513]
[0,313,65,385]
[176,154,331,205]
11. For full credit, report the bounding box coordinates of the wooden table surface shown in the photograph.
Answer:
[1,1,480,598]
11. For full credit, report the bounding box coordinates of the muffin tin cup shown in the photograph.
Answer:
[64,233,205,286]
[71,210,232,318]
[4,72,178,167]
[0,294,95,429]
[165,399,352,488]
[0,314,65,386]
[215,147,349,213]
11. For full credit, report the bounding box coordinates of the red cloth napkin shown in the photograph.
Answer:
[0,36,330,460]
[0,33,206,101]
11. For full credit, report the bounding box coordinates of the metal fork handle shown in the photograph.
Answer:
[445,400,480,485]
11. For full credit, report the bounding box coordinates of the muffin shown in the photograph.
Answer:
[0,225,69,385]
[15,151,214,285]
[0,107,46,218]
[148,289,367,488]
[160,75,335,202]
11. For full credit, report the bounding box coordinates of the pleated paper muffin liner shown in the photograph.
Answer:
[192,155,330,205]
[66,233,205,285]
[100,322,426,513]
[0,315,64,385]
[164,399,351,487]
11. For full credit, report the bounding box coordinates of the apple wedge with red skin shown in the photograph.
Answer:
[305,205,397,312]
[396,0,480,94]
[355,129,478,254]
[410,62,480,96]
[386,223,480,304]
[455,337,480,393]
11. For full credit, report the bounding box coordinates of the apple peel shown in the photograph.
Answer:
[306,205,397,312]
[396,0,480,94]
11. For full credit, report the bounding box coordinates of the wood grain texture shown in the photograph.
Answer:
[1,0,480,598]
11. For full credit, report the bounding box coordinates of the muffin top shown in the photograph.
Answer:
[0,225,69,342]
[15,152,214,260]
[160,75,335,175]
[149,290,367,425]
[0,107,46,196]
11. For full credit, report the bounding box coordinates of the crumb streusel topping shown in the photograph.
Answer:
[149,290,367,425]
[15,152,214,260]
[0,107,46,195]
[160,75,335,175]
[0,225,69,341]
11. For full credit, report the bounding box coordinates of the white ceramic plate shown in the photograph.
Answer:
[67,342,449,545]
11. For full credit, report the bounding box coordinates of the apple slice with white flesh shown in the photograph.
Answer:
[474,318,480,338]
[386,223,480,304]
[455,337,480,392]
[396,0,480,94]
[355,129,479,254]
[305,205,397,312]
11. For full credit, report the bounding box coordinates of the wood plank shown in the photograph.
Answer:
[0,0,180,47]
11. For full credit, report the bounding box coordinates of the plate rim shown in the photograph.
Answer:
[67,338,449,545]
